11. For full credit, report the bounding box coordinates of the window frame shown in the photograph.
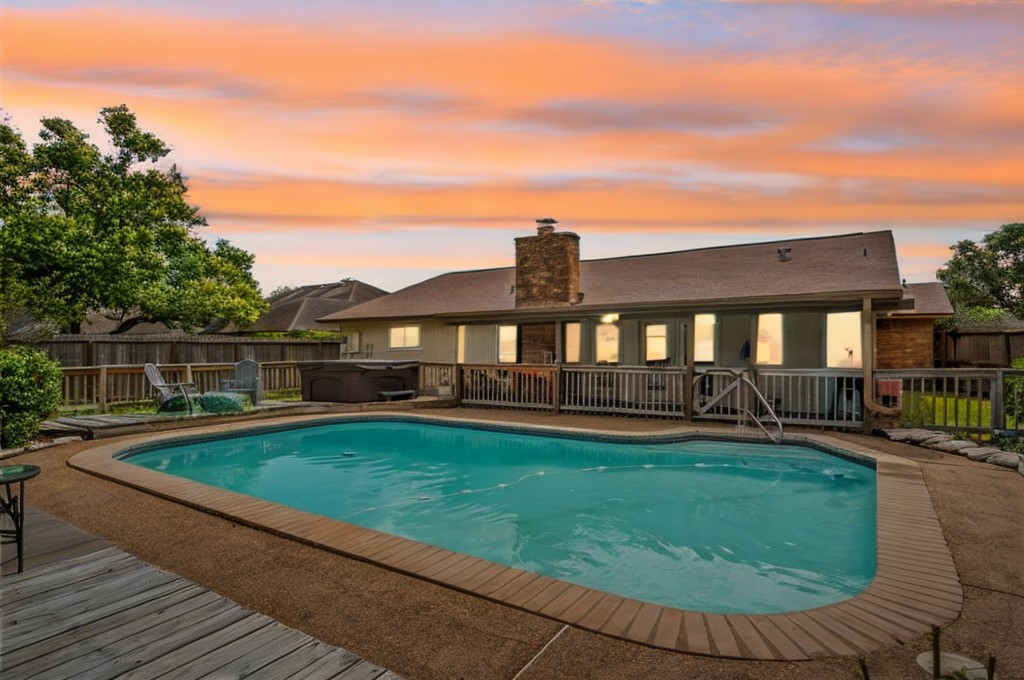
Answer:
[755,313,783,365]
[693,313,716,363]
[388,324,422,350]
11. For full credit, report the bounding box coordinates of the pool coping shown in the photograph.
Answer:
[68,412,962,661]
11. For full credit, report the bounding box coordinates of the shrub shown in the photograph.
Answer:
[198,392,245,413]
[0,346,63,449]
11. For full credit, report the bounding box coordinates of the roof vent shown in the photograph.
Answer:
[777,247,792,262]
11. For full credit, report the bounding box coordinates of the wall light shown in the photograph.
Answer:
[600,313,620,323]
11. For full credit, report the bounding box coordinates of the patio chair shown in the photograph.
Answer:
[144,363,197,413]
[220,359,262,405]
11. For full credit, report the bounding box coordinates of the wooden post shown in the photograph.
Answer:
[97,366,108,414]
[552,365,561,413]
[992,370,1005,430]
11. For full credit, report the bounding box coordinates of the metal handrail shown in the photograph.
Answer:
[694,368,783,443]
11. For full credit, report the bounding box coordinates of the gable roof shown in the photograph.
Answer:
[321,231,905,323]
[224,279,389,333]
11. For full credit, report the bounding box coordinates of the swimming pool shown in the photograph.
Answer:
[121,417,876,615]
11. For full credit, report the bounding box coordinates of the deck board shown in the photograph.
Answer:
[0,508,400,680]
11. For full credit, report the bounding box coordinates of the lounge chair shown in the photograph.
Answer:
[220,359,262,405]
[144,363,197,413]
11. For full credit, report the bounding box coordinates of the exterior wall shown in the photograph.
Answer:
[334,320,453,362]
[719,313,754,368]
[463,324,498,363]
[520,323,556,363]
[421,323,457,363]
[877,318,935,369]
[784,312,823,368]
[514,228,581,308]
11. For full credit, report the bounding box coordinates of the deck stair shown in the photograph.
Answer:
[694,368,783,443]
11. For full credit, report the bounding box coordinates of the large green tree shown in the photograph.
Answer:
[937,223,1024,321]
[0,105,267,339]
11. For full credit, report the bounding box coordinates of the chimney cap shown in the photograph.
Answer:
[536,217,558,226]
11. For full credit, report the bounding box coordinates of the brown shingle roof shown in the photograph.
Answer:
[893,282,954,317]
[224,279,389,333]
[320,231,905,322]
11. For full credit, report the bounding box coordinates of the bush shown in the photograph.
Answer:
[0,346,63,449]
[198,392,245,413]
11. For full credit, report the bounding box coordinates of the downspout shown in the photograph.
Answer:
[862,297,898,431]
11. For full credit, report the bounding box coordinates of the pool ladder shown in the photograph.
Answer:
[694,369,783,444]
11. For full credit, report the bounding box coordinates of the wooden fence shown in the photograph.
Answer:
[36,334,344,367]
[935,330,1024,368]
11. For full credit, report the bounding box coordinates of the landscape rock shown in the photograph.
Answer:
[884,429,937,443]
[932,440,976,454]
[987,451,1023,469]
[963,446,1004,462]
[921,433,954,447]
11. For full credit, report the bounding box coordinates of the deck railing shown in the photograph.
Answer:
[561,365,687,416]
[875,368,1024,434]
[418,362,457,396]
[61,361,301,411]
[58,359,1024,436]
[752,368,864,429]
[461,365,559,410]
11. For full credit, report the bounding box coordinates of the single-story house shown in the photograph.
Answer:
[318,221,951,418]
[219,279,388,335]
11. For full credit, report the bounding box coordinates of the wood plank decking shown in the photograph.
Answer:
[1,509,401,680]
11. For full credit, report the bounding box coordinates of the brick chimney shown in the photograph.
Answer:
[514,218,581,308]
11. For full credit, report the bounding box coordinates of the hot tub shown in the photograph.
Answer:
[297,360,419,403]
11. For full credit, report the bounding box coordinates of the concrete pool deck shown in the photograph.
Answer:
[5,407,1024,678]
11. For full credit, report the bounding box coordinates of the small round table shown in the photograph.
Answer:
[1,464,41,574]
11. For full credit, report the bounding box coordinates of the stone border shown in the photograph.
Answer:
[884,428,1024,477]
[68,413,963,661]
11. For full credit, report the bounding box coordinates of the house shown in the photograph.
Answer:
[219,279,388,335]
[318,221,951,421]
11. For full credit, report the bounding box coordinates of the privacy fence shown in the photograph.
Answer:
[37,334,345,367]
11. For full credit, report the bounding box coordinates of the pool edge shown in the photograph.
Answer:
[67,412,963,661]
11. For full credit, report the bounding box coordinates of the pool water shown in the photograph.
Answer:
[124,419,877,614]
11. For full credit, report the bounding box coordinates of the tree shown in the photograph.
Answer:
[0,105,267,339]
[937,223,1024,321]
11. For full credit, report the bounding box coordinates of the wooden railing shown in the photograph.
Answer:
[418,362,456,396]
[875,368,1024,433]
[59,359,1024,435]
[561,365,687,416]
[461,365,559,410]
[61,361,301,411]
[750,368,864,429]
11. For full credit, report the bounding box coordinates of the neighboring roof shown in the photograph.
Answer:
[891,282,954,317]
[321,231,905,323]
[224,279,389,333]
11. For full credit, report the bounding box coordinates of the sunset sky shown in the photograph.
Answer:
[2,0,1022,295]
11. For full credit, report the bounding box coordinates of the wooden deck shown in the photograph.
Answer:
[1,508,401,680]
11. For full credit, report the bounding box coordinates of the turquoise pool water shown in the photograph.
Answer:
[123,419,877,614]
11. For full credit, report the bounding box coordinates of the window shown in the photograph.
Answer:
[595,323,619,363]
[498,325,518,363]
[827,311,862,368]
[694,314,716,362]
[563,322,581,363]
[645,324,668,362]
[457,325,466,364]
[756,313,783,365]
[389,325,421,349]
